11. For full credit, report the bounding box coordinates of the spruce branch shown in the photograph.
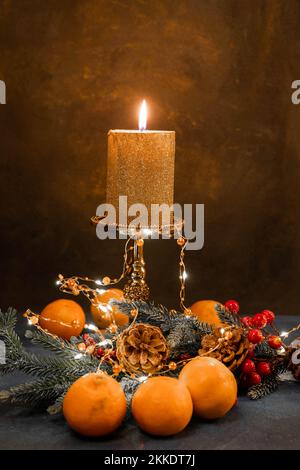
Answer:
[216,304,244,327]
[28,328,81,358]
[47,394,66,415]
[2,327,104,381]
[254,341,277,358]
[247,375,279,400]
[1,379,70,406]
[0,308,114,408]
[0,307,18,331]
[247,357,288,400]
[115,301,175,333]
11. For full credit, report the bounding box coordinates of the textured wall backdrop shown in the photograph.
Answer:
[1,0,300,316]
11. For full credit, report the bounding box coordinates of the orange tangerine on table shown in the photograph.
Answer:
[132,376,193,436]
[63,373,127,437]
[189,300,224,327]
[90,288,128,328]
[179,356,237,419]
[39,299,86,340]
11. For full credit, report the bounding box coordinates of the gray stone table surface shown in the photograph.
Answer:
[0,316,299,450]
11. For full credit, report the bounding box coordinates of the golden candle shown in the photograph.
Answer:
[106,101,175,219]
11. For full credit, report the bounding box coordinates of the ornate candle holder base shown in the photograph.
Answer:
[123,238,150,301]
[57,216,188,317]
[90,215,184,302]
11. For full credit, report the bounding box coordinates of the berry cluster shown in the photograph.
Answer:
[224,300,284,388]
[240,355,272,387]
[77,333,117,361]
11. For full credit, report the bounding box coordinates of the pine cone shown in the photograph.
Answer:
[198,326,250,371]
[116,323,169,374]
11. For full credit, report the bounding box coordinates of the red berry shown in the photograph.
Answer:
[96,347,105,357]
[248,372,262,386]
[109,350,117,359]
[83,333,90,341]
[256,362,272,376]
[268,335,282,350]
[261,309,275,324]
[248,329,264,344]
[247,347,255,359]
[239,374,250,389]
[242,316,253,327]
[242,359,256,374]
[225,299,240,314]
[178,353,191,361]
[252,313,267,329]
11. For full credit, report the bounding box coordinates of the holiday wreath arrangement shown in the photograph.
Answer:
[1,102,299,438]
[0,280,299,438]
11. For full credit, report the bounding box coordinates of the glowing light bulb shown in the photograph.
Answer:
[74,353,83,360]
[143,228,152,237]
[85,323,98,331]
[138,375,148,382]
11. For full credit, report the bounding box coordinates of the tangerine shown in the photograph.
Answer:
[63,373,127,437]
[39,299,85,340]
[91,288,128,328]
[189,300,223,327]
[179,356,237,419]
[132,376,193,436]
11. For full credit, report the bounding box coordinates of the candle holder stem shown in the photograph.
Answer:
[123,238,150,302]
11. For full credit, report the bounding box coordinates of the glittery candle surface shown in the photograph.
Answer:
[106,130,175,217]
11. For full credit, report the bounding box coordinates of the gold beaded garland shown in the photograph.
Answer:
[112,364,123,376]
[177,237,185,247]
[102,276,111,285]
[110,324,118,334]
[130,309,138,318]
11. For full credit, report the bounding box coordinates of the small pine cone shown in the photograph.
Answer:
[116,323,169,374]
[287,341,300,381]
[198,326,250,371]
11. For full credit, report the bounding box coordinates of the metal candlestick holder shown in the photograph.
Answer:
[90,215,184,302]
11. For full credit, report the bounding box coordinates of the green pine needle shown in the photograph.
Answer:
[215,304,244,327]
[247,375,279,400]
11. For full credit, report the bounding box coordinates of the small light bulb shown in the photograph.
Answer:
[143,228,152,237]
[220,328,225,336]
[85,323,98,331]
[95,280,102,286]
[27,319,32,325]
[138,375,148,382]
[74,353,83,359]
[55,280,61,286]
[182,271,188,280]
[280,331,288,338]
[98,339,112,348]
[96,288,105,294]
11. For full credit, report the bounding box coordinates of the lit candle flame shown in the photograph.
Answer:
[139,99,147,131]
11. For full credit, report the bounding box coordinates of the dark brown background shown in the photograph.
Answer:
[1,0,300,316]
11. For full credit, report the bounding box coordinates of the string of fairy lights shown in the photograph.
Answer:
[23,231,300,381]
